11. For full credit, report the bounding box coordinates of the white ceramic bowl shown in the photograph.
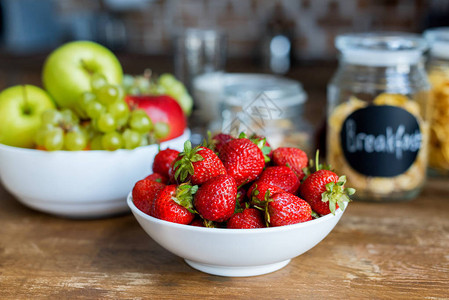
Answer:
[0,130,190,218]
[127,193,347,277]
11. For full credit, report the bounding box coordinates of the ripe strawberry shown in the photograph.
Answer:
[132,179,165,215]
[170,141,226,185]
[189,217,206,227]
[211,133,234,153]
[153,148,180,177]
[150,184,197,224]
[145,172,168,184]
[247,181,284,204]
[272,147,308,180]
[299,169,354,215]
[257,166,300,194]
[266,192,311,227]
[227,208,265,229]
[194,175,237,222]
[219,138,265,186]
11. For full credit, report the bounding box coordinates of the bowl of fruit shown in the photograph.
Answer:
[0,41,193,218]
[128,133,355,277]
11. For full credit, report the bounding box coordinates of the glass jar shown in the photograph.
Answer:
[216,74,312,154]
[327,32,431,201]
[424,27,449,176]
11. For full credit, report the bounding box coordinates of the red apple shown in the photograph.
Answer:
[125,95,187,142]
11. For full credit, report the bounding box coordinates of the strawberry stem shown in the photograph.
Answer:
[173,140,204,182]
[321,175,355,215]
[249,134,271,163]
[315,150,320,171]
[173,183,198,214]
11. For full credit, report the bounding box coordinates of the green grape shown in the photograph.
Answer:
[80,92,96,109]
[86,101,106,119]
[153,122,170,139]
[122,74,134,89]
[60,109,79,126]
[127,86,141,95]
[122,129,141,149]
[82,122,96,140]
[139,134,149,147]
[129,110,153,133]
[34,129,46,146]
[65,130,88,151]
[149,84,166,95]
[166,82,185,100]
[90,134,104,150]
[91,73,108,92]
[41,109,61,126]
[97,85,121,105]
[116,115,129,128]
[135,77,150,93]
[158,73,177,87]
[71,124,89,139]
[178,93,193,115]
[158,73,192,115]
[44,127,64,151]
[102,131,123,151]
[34,124,55,146]
[97,113,116,133]
[108,100,129,121]
[159,74,185,98]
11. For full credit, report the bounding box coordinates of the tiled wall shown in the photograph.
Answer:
[52,0,449,59]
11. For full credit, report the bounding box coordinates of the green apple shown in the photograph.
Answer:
[0,85,55,148]
[42,41,123,113]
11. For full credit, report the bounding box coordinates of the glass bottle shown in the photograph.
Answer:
[327,32,431,201]
[424,27,449,176]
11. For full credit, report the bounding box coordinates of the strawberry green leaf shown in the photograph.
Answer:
[311,210,320,219]
[184,140,192,154]
[238,132,247,139]
[321,175,355,215]
[262,146,271,154]
[173,140,204,183]
[204,220,216,228]
[264,189,271,202]
[234,199,244,214]
[174,183,198,213]
[191,154,203,162]
[190,185,199,194]
[264,206,270,227]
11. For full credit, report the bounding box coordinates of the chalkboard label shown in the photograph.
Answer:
[340,105,421,177]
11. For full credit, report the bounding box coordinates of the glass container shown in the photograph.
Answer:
[327,32,431,201]
[218,74,312,154]
[424,27,449,176]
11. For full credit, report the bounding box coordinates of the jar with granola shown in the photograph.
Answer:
[424,27,449,176]
[327,33,431,201]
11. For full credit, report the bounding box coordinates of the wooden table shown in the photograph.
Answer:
[0,177,448,299]
[0,55,447,298]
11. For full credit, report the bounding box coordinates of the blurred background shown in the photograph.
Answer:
[1,0,448,73]
[0,0,448,144]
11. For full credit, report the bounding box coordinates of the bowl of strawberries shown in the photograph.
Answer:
[127,133,355,277]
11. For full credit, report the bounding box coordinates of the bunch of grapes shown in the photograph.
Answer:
[35,109,88,151]
[122,71,192,115]
[35,73,167,151]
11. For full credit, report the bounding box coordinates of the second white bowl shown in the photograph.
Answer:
[0,129,190,218]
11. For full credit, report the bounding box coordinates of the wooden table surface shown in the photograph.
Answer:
[0,56,448,298]
[0,176,448,299]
